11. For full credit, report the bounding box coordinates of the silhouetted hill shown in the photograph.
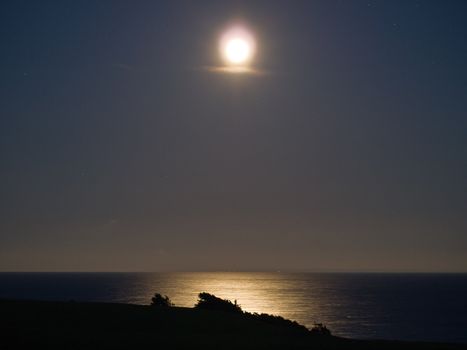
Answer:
[1,299,465,350]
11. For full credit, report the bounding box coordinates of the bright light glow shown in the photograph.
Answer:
[220,26,255,67]
[225,38,251,64]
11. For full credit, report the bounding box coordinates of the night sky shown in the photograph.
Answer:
[1,0,466,272]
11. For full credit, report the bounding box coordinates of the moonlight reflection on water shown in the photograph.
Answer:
[1,272,467,343]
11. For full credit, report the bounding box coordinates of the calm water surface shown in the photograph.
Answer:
[1,272,466,343]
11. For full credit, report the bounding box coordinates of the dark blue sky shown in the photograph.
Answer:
[1,0,466,271]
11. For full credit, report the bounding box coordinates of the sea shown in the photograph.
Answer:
[1,272,466,343]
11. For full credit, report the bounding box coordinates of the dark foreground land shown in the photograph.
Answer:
[1,299,466,350]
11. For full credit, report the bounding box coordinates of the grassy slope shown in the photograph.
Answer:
[1,299,466,350]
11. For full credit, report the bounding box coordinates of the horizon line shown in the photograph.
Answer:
[1,270,467,274]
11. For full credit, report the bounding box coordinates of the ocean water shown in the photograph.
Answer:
[0,272,466,343]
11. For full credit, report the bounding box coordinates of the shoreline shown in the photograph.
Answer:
[2,298,466,349]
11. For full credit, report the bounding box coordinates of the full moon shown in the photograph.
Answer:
[225,38,251,64]
[220,26,255,66]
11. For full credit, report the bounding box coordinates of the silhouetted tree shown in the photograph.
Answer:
[192,292,331,337]
[195,292,242,313]
[310,323,331,336]
[245,312,310,334]
[150,293,173,307]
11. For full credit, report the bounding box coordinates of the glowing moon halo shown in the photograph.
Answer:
[220,26,256,67]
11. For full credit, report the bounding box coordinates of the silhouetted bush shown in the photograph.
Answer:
[310,323,331,336]
[193,292,331,336]
[195,292,242,313]
[245,312,310,335]
[150,293,173,307]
